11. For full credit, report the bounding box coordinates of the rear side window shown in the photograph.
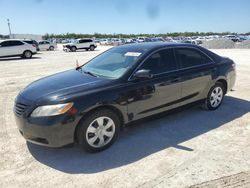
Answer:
[0,40,23,46]
[140,49,177,74]
[175,48,212,68]
[0,41,11,47]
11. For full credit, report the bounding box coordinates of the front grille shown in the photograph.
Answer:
[14,102,30,117]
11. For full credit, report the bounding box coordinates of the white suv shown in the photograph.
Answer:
[38,40,57,51]
[63,39,97,52]
[0,39,37,59]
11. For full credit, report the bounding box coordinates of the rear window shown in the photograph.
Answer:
[24,40,33,44]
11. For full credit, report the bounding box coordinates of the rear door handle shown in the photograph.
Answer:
[171,76,180,83]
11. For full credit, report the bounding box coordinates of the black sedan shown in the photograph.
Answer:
[14,43,236,152]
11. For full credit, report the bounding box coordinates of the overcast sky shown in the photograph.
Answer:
[0,0,250,35]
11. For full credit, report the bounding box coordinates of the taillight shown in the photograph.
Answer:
[32,44,36,48]
[232,62,236,70]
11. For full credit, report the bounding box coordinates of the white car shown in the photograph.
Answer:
[38,40,57,51]
[63,39,97,52]
[0,39,37,59]
[99,39,109,45]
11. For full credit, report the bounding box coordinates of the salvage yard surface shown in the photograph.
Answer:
[0,46,250,188]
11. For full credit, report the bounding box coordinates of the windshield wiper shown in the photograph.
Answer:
[82,70,99,77]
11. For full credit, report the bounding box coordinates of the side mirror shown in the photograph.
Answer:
[133,69,153,79]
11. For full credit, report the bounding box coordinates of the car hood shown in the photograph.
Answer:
[19,69,112,103]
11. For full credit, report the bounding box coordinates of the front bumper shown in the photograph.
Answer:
[14,94,79,147]
[15,114,78,147]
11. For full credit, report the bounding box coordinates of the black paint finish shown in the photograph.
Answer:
[14,43,236,147]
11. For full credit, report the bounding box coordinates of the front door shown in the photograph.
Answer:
[126,48,182,121]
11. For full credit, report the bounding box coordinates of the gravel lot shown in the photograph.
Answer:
[0,46,250,188]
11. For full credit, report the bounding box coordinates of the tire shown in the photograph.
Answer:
[76,109,120,152]
[22,50,33,59]
[49,46,55,51]
[89,45,95,51]
[71,46,77,52]
[204,82,225,110]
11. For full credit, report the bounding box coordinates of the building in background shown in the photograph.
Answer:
[11,34,43,41]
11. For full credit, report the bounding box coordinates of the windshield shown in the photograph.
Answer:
[82,47,145,79]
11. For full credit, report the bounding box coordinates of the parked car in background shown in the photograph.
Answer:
[22,39,39,51]
[14,43,236,152]
[225,35,240,42]
[99,39,109,45]
[63,38,97,52]
[0,39,37,59]
[38,40,57,51]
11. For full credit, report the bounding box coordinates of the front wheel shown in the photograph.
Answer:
[204,82,225,110]
[76,109,120,152]
[70,46,77,52]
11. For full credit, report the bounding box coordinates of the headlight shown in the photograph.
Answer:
[31,103,74,117]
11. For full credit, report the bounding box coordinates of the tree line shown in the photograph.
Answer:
[42,32,250,40]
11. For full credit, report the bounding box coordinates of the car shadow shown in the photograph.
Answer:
[27,96,250,174]
[0,57,41,61]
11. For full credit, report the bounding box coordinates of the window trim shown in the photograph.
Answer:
[128,47,178,81]
[128,46,215,81]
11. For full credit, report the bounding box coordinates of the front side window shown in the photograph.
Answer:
[82,47,147,79]
[140,49,177,74]
[79,40,85,43]
[175,48,212,68]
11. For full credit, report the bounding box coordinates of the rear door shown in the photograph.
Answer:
[174,47,217,104]
[0,40,24,56]
[0,41,10,56]
[127,48,182,120]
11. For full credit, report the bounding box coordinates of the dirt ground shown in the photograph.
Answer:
[0,46,249,188]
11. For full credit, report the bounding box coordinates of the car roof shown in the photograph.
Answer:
[116,42,198,52]
[77,38,92,40]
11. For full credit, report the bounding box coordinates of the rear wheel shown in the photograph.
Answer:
[22,50,32,59]
[76,109,120,152]
[90,45,95,51]
[49,46,54,51]
[204,82,225,110]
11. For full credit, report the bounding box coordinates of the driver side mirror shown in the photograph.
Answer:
[133,69,153,79]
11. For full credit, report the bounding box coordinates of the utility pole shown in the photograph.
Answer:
[7,19,12,39]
